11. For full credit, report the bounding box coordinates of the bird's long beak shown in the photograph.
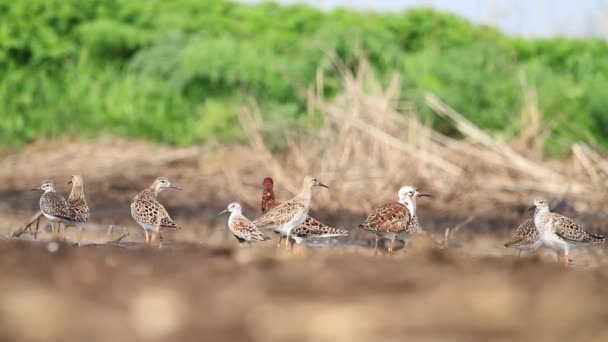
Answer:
[30,187,40,191]
[417,192,432,198]
[528,206,536,212]
[171,185,182,191]
[317,183,329,189]
[218,209,228,216]
[67,180,73,185]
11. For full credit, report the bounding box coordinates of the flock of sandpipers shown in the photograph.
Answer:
[30,175,605,266]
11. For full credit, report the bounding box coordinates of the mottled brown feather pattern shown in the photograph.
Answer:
[504,218,538,248]
[68,197,89,223]
[358,202,416,234]
[40,192,71,221]
[253,200,307,228]
[551,214,604,244]
[131,188,180,229]
[230,216,271,243]
[295,216,348,238]
[260,178,347,238]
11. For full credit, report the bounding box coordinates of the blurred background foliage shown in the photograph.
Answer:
[1,0,607,155]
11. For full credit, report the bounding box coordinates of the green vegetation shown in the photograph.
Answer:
[1,0,607,155]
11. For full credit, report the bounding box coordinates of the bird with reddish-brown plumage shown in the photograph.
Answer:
[359,186,430,255]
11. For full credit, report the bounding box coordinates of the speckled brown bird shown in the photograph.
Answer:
[504,218,541,257]
[533,198,604,266]
[261,177,348,246]
[67,175,90,246]
[131,177,181,247]
[253,176,328,248]
[31,180,71,236]
[219,202,270,245]
[359,186,430,255]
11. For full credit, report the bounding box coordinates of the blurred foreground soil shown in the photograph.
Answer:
[0,240,607,342]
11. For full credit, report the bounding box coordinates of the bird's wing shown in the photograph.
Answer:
[505,218,538,247]
[41,192,71,221]
[232,216,270,242]
[553,214,603,244]
[68,198,90,223]
[293,216,348,238]
[253,200,306,229]
[131,199,180,229]
[358,202,410,233]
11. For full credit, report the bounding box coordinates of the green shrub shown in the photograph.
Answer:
[1,0,607,156]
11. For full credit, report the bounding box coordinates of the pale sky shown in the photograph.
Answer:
[239,0,608,38]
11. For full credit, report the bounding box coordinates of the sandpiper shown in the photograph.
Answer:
[253,176,328,248]
[219,202,271,245]
[31,180,70,236]
[358,186,430,255]
[131,177,181,247]
[532,198,604,266]
[503,218,541,257]
[261,177,347,246]
[66,175,90,246]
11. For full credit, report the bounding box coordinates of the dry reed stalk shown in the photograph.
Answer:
[516,70,545,158]
[11,211,43,238]
[572,144,601,183]
[425,93,565,180]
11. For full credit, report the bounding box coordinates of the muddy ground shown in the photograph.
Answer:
[1,140,607,341]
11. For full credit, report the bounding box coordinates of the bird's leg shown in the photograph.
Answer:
[556,251,562,264]
[144,229,150,245]
[403,240,410,254]
[107,225,114,237]
[157,231,164,249]
[50,222,57,239]
[518,250,522,258]
[33,216,40,239]
[388,238,395,255]
[564,251,570,267]
[373,236,379,256]
[285,235,291,251]
[289,238,295,252]
[277,236,284,248]
[77,228,84,247]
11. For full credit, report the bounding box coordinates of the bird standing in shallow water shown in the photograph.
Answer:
[219,202,270,245]
[131,177,181,248]
[359,186,430,255]
[261,177,348,247]
[66,175,90,246]
[253,176,329,249]
[532,198,604,266]
[32,180,71,238]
